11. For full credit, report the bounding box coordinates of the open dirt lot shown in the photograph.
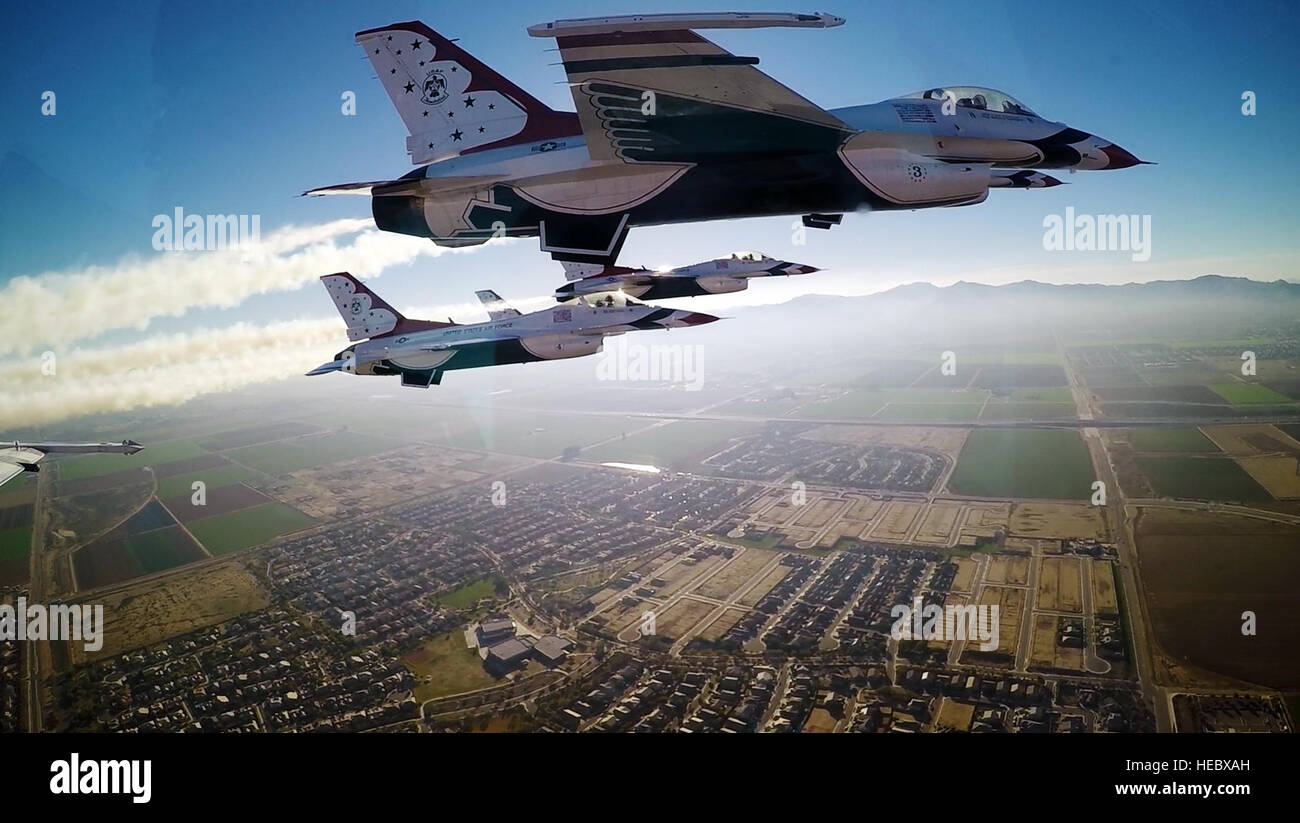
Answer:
[1036,556,1083,613]
[1009,503,1110,541]
[76,560,269,664]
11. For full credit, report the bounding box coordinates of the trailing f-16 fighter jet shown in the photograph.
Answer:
[555,252,819,301]
[307,11,1140,264]
[0,440,143,489]
[307,273,718,388]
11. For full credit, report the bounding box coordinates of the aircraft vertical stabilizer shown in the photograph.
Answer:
[355,21,578,165]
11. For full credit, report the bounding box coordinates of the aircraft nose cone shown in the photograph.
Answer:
[1101,143,1143,169]
[791,264,820,274]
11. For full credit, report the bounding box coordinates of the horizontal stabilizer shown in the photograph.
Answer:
[306,359,349,376]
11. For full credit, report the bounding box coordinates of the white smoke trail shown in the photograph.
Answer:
[0,289,556,428]
[0,218,477,356]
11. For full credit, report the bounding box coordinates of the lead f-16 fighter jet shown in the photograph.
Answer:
[307,273,717,388]
[555,252,819,301]
[307,11,1144,264]
[1,440,143,489]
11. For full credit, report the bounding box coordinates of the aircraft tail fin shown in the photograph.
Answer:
[321,273,454,341]
[474,290,521,320]
[355,21,579,165]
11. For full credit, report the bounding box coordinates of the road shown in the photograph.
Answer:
[1056,330,1170,732]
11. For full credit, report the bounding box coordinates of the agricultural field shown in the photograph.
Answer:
[582,419,762,470]
[0,526,32,585]
[224,432,403,475]
[184,503,316,555]
[53,439,208,482]
[1129,428,1220,453]
[875,402,984,422]
[1010,387,1074,402]
[948,430,1093,500]
[1202,423,1300,456]
[1136,508,1300,689]
[72,514,208,591]
[155,463,268,499]
[978,401,1076,421]
[1237,456,1300,498]
[791,391,887,420]
[161,484,270,523]
[1209,382,1293,405]
[1008,503,1110,541]
[1135,456,1272,501]
[968,364,1067,388]
[199,421,324,451]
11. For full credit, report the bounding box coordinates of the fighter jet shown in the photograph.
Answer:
[555,252,819,302]
[306,11,1143,264]
[1,440,144,490]
[307,273,718,388]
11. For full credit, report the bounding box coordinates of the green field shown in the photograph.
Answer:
[792,391,887,420]
[1130,428,1220,453]
[185,503,316,555]
[1209,383,1293,405]
[405,630,500,701]
[583,419,761,469]
[979,402,1077,421]
[154,464,269,498]
[713,397,805,417]
[124,527,205,574]
[1010,387,1075,402]
[1136,456,1272,501]
[948,430,1094,500]
[225,433,402,474]
[55,440,208,481]
[0,526,32,562]
[436,577,503,609]
[875,402,985,421]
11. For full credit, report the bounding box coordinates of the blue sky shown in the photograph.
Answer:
[2,0,1298,332]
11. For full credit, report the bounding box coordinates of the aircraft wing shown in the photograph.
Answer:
[303,175,505,198]
[531,12,852,163]
[0,447,44,489]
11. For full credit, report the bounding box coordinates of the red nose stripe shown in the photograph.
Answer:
[1101,144,1142,169]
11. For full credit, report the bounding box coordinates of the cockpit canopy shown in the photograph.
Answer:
[578,291,645,309]
[905,87,1038,117]
[729,251,770,262]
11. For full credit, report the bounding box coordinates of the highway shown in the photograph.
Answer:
[1056,330,1171,732]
